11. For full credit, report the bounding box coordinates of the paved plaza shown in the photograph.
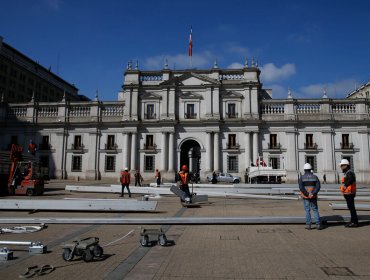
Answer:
[0,180,370,279]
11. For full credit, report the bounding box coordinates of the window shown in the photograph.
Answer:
[145,104,155,119]
[305,134,315,149]
[227,103,237,118]
[341,134,351,149]
[40,136,50,150]
[144,155,155,172]
[270,134,278,149]
[105,155,116,172]
[228,134,237,148]
[227,155,238,172]
[269,157,280,169]
[185,104,196,119]
[73,135,82,149]
[305,156,317,172]
[145,135,154,149]
[106,135,115,149]
[72,155,82,171]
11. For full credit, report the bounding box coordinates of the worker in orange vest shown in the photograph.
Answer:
[177,165,191,203]
[339,159,358,227]
[120,167,131,198]
[299,163,322,230]
[28,140,37,156]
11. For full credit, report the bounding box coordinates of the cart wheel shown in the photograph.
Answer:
[26,188,34,196]
[93,245,103,257]
[140,235,149,247]
[159,234,167,246]
[82,249,94,262]
[62,248,73,261]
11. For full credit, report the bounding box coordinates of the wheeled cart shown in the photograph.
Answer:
[140,228,167,247]
[62,237,103,262]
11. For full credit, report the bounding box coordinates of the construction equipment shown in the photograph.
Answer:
[62,237,103,262]
[170,185,208,206]
[0,144,44,196]
[0,247,13,261]
[140,228,167,246]
[0,240,47,254]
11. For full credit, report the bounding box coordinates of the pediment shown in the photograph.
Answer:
[140,91,161,100]
[221,91,244,99]
[178,91,203,99]
[160,72,220,86]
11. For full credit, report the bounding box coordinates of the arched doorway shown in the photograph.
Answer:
[180,139,201,177]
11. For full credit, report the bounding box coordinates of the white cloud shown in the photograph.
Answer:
[264,84,289,99]
[260,63,296,82]
[298,79,358,98]
[226,42,249,56]
[227,62,244,69]
[143,51,215,70]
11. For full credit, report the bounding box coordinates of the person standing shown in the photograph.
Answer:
[299,163,323,230]
[323,174,327,184]
[177,165,191,203]
[339,159,358,227]
[28,140,37,156]
[120,167,131,197]
[134,169,143,186]
[155,169,161,187]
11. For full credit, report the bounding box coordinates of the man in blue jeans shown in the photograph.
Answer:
[299,163,323,230]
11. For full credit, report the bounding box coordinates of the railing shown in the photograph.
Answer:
[71,144,84,150]
[261,104,284,114]
[331,103,356,114]
[226,143,240,149]
[296,104,321,114]
[140,75,163,82]
[304,143,318,149]
[268,143,281,149]
[38,143,51,150]
[340,142,354,149]
[144,144,157,150]
[69,106,90,117]
[184,113,197,119]
[101,105,124,116]
[219,74,244,80]
[38,106,58,117]
[105,143,118,150]
[144,113,156,119]
[226,112,239,118]
[7,107,27,118]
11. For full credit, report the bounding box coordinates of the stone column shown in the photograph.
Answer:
[245,132,251,168]
[213,132,220,172]
[206,132,212,172]
[131,88,138,119]
[285,130,298,183]
[122,133,129,169]
[130,132,137,170]
[161,132,167,171]
[86,131,99,180]
[168,133,175,172]
[357,131,370,184]
[212,87,220,118]
[252,132,258,164]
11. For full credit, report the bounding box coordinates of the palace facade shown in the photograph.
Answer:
[0,62,369,183]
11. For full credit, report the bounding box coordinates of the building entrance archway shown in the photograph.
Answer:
[180,140,201,179]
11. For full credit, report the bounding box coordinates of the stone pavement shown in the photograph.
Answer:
[0,180,370,279]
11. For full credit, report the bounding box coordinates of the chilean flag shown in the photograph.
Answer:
[188,27,193,57]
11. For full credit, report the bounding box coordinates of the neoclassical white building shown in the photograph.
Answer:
[0,63,369,184]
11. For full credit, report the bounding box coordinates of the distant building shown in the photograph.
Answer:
[0,62,369,184]
[0,36,79,102]
[347,81,370,99]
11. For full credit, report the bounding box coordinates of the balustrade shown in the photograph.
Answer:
[7,107,27,118]
[69,106,90,117]
[331,103,356,114]
[296,104,321,114]
[140,75,163,82]
[101,105,124,116]
[38,106,58,117]
[260,104,285,114]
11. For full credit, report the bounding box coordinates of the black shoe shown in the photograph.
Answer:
[345,222,359,228]
[305,225,311,230]
[316,224,323,230]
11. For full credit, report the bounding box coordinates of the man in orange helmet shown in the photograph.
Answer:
[177,164,191,203]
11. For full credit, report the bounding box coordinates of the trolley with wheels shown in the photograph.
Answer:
[61,237,103,262]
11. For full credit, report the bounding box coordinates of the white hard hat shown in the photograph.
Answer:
[340,159,350,166]
[303,163,312,170]
[124,167,128,171]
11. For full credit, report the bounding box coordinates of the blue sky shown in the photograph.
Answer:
[1,0,369,100]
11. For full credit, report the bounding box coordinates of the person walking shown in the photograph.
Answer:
[134,169,143,186]
[339,159,358,227]
[120,167,131,197]
[299,163,323,230]
[323,174,327,184]
[177,165,191,203]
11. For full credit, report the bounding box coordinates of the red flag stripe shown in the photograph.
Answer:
[188,28,193,57]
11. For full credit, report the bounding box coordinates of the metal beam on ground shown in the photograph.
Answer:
[0,199,157,212]
[329,203,370,210]
[1,215,370,225]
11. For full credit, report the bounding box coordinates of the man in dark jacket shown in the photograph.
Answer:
[339,159,358,227]
[299,163,322,230]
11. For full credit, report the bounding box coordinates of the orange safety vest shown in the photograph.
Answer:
[340,172,356,195]
[179,172,189,185]
[120,171,130,184]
